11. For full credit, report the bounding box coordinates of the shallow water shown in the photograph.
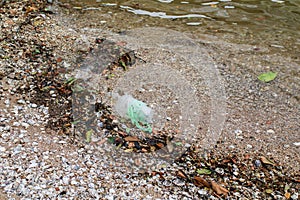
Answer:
[61,0,299,33]
[59,0,300,56]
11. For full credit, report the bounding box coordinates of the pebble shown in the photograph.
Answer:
[255,160,262,167]
[29,162,38,168]
[0,146,6,151]
[215,168,224,175]
[43,155,49,160]
[4,99,10,105]
[32,142,39,146]
[17,99,26,104]
[293,142,300,146]
[21,122,30,129]
[27,119,35,125]
[291,193,298,200]
[173,179,185,186]
[71,179,78,185]
[31,103,38,108]
[0,117,7,122]
[234,129,242,135]
[266,129,275,134]
[13,122,20,126]
[13,145,22,154]
[198,189,207,195]
[63,176,70,185]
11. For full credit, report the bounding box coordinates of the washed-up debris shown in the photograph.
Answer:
[260,156,276,166]
[171,148,299,198]
[114,94,153,133]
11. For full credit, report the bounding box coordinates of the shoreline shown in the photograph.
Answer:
[0,1,299,199]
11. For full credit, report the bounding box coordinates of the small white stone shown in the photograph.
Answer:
[3,126,10,131]
[27,119,35,125]
[20,129,27,134]
[29,162,38,168]
[13,122,20,126]
[266,129,275,134]
[0,117,7,122]
[31,103,38,108]
[62,176,70,185]
[71,179,78,185]
[293,142,300,146]
[291,193,298,200]
[246,144,252,149]
[4,99,10,105]
[229,145,235,149]
[43,155,49,160]
[198,189,207,195]
[17,99,26,104]
[0,146,6,152]
[105,195,114,200]
[21,122,30,129]
[109,188,115,194]
[215,168,224,175]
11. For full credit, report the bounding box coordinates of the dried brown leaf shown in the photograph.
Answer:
[193,176,210,188]
[156,143,164,149]
[260,156,276,166]
[285,192,291,199]
[124,136,140,142]
[211,181,229,196]
[166,138,173,153]
[176,170,187,179]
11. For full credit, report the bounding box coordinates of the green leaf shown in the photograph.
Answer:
[107,137,115,144]
[71,120,80,125]
[197,168,212,175]
[174,142,182,146]
[34,49,41,54]
[85,129,93,143]
[258,72,277,82]
[107,73,115,79]
[284,183,290,192]
[64,77,77,85]
[71,84,84,92]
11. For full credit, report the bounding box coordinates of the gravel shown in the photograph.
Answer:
[0,0,299,199]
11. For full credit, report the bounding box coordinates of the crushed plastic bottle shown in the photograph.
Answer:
[113,93,153,133]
